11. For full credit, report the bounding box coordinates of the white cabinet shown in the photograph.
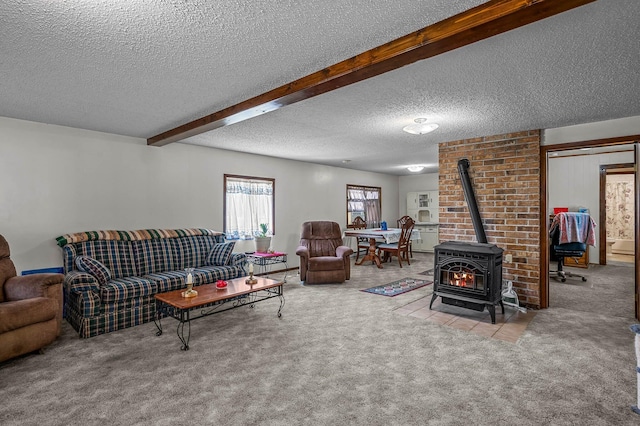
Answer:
[407,191,438,223]
[412,225,439,252]
[407,191,437,209]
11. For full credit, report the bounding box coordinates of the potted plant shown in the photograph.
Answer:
[254,223,271,253]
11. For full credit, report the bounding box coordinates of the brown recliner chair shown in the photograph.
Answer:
[0,235,64,363]
[296,221,354,284]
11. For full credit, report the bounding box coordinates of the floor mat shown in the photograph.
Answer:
[361,277,432,297]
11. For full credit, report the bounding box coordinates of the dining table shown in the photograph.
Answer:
[343,228,421,268]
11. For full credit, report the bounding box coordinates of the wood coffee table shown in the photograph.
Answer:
[154,276,284,350]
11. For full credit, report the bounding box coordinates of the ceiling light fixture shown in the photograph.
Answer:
[407,165,425,172]
[403,118,439,135]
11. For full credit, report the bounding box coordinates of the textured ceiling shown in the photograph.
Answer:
[1,0,639,175]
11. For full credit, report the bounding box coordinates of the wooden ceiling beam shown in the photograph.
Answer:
[148,0,596,146]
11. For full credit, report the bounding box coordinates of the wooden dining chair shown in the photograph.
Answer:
[348,216,370,262]
[378,216,415,268]
[397,215,414,258]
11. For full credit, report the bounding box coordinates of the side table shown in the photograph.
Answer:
[246,252,288,282]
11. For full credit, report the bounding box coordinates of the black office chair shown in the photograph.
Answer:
[549,225,587,283]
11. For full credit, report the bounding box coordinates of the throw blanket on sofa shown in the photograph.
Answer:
[56,228,223,246]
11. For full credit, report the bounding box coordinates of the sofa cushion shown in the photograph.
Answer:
[133,239,180,276]
[100,277,157,303]
[73,240,137,278]
[207,242,236,266]
[75,256,112,285]
[195,265,241,283]
[142,270,187,293]
[174,236,218,269]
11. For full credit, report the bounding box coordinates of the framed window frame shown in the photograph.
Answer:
[223,174,275,239]
[346,184,382,228]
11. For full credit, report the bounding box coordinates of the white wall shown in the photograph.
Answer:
[543,115,640,145]
[0,117,399,273]
[398,173,439,217]
[547,150,634,263]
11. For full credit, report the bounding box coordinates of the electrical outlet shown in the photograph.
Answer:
[505,253,513,263]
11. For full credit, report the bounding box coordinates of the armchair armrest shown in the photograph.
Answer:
[336,245,354,259]
[65,270,100,294]
[4,272,64,336]
[295,246,309,259]
[4,273,64,301]
[229,252,247,267]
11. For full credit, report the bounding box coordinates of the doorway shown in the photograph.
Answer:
[599,164,635,266]
[540,136,640,320]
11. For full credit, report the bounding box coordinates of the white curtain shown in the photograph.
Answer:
[347,186,381,228]
[226,178,273,239]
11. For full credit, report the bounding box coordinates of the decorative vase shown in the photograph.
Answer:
[255,236,271,253]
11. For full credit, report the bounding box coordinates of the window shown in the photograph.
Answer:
[224,175,274,240]
[347,184,381,227]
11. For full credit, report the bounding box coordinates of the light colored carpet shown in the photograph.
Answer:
[1,253,638,425]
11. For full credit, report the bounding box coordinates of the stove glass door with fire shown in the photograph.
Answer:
[439,260,486,295]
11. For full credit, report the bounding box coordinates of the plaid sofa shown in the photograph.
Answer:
[56,229,246,338]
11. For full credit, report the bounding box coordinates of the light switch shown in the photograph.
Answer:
[505,253,513,263]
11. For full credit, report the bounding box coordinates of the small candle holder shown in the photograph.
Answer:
[182,267,198,298]
[245,271,257,285]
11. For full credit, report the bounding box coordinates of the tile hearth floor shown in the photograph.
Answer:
[394,296,537,343]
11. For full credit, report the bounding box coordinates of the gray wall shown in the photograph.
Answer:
[0,117,400,273]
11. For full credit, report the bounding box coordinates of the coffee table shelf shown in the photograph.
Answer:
[154,277,284,350]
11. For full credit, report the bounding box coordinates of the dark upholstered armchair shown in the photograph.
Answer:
[0,235,64,363]
[296,221,353,284]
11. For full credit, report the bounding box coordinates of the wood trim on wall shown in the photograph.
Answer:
[635,144,640,320]
[539,145,549,309]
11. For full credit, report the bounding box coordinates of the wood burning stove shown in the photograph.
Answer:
[430,159,505,323]
[431,241,504,323]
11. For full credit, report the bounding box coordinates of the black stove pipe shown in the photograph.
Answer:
[457,158,488,244]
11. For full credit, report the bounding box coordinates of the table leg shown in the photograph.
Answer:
[355,237,383,268]
[177,309,191,351]
[154,301,163,336]
[277,285,285,317]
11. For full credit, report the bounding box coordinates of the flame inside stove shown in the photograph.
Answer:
[451,271,475,288]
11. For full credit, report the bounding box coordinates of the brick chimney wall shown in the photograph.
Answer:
[438,130,541,308]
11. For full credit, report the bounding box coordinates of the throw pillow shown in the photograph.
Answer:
[75,256,112,285]
[207,242,236,266]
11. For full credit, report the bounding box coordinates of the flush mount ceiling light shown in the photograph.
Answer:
[407,165,425,172]
[403,118,439,135]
